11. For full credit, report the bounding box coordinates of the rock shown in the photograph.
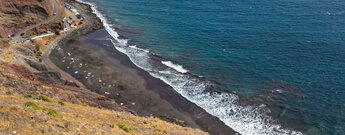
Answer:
[97,97,107,101]
[64,81,80,88]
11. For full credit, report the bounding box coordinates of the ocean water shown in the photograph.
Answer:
[77,0,345,134]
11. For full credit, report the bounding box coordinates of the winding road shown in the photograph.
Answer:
[12,0,59,42]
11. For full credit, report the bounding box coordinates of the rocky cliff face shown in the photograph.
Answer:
[0,0,58,39]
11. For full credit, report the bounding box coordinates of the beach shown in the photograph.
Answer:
[40,1,239,134]
[42,1,239,134]
[48,28,237,135]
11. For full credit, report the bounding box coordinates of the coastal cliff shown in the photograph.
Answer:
[0,0,208,134]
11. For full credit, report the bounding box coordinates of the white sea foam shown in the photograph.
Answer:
[75,0,303,134]
[129,45,149,53]
[162,61,188,73]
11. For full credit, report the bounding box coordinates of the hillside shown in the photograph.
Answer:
[0,63,205,134]
[0,0,65,41]
[0,0,49,37]
[0,94,206,134]
[0,50,206,135]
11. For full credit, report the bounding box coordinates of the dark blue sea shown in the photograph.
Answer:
[78,0,345,134]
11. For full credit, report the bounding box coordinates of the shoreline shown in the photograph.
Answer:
[41,0,238,135]
[49,28,238,135]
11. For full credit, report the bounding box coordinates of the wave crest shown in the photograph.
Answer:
[162,61,188,73]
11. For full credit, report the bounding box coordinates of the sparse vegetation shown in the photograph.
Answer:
[117,123,132,133]
[54,30,60,35]
[3,49,14,62]
[0,94,206,135]
[23,96,60,117]
[58,100,66,106]
[34,44,42,62]
[24,101,60,117]
[43,108,60,117]
[35,44,40,51]
[24,94,53,102]
[24,101,41,110]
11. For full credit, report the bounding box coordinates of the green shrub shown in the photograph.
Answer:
[54,30,60,35]
[35,51,42,62]
[37,95,53,102]
[117,123,131,133]
[58,100,65,106]
[24,101,41,110]
[24,100,61,117]
[35,44,40,51]
[25,94,53,102]
[34,44,42,62]
[35,51,42,57]
[43,108,59,117]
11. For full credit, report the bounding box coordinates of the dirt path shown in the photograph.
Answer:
[12,0,59,42]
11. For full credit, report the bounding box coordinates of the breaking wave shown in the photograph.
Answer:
[161,61,188,73]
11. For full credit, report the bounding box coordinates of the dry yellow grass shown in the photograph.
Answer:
[0,94,207,135]
[32,35,58,53]
[0,62,206,135]
[2,49,13,63]
[33,35,57,46]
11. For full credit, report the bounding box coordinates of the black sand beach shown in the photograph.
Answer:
[48,29,238,135]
